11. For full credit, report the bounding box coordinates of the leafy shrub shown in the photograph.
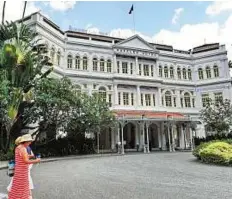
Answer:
[0,149,14,161]
[194,133,232,146]
[193,140,232,166]
[31,135,96,158]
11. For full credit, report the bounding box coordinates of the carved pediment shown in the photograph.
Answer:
[114,35,155,51]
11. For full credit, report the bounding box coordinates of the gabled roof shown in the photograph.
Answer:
[113,34,155,51]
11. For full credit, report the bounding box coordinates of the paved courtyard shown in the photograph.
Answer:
[0,152,232,199]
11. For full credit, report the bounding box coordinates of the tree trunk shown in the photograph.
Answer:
[2,1,6,24]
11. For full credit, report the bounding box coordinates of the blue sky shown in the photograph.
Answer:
[1,1,231,58]
[35,1,220,35]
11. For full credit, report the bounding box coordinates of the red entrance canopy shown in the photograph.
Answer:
[113,110,185,119]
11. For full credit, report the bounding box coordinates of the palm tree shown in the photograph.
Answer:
[0,20,53,152]
[1,1,6,24]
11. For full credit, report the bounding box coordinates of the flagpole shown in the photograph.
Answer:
[133,3,135,34]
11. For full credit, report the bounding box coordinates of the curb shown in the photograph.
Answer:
[0,153,121,170]
[0,151,192,170]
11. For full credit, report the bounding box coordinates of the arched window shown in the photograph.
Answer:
[188,69,192,80]
[93,58,98,71]
[177,67,181,79]
[165,91,172,107]
[182,68,187,79]
[50,47,55,63]
[170,66,174,78]
[164,66,168,78]
[107,60,112,73]
[75,56,80,69]
[213,65,219,77]
[57,51,61,66]
[100,59,105,72]
[159,65,162,77]
[198,68,203,79]
[99,87,106,102]
[206,66,211,78]
[83,56,88,70]
[67,55,72,68]
[184,93,191,107]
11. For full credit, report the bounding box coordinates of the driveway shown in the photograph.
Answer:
[0,152,231,199]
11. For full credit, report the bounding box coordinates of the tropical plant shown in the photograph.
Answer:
[0,21,53,153]
[29,77,76,142]
[200,98,232,135]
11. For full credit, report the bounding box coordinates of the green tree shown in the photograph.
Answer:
[0,21,52,153]
[28,77,76,142]
[200,98,232,135]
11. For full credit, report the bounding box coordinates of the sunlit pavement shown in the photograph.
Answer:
[1,152,232,199]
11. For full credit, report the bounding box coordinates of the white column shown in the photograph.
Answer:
[176,90,181,108]
[171,124,175,152]
[143,123,146,153]
[189,126,193,151]
[137,85,141,106]
[119,61,122,74]
[111,128,115,150]
[146,123,150,153]
[158,88,162,107]
[161,122,167,150]
[135,57,139,75]
[113,55,117,73]
[141,64,144,76]
[158,127,162,148]
[143,94,146,106]
[114,84,118,106]
[117,125,120,154]
[121,124,125,154]
[180,124,185,149]
[135,123,139,147]
[151,93,154,107]
[117,125,120,143]
[167,124,171,152]
[88,55,93,72]
[139,124,143,149]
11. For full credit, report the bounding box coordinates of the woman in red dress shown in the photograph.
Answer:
[8,134,41,199]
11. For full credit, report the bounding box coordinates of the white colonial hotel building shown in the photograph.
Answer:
[21,12,232,153]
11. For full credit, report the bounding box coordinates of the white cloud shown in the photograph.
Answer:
[171,8,184,24]
[206,1,232,16]
[109,29,153,42]
[100,14,232,61]
[48,1,76,11]
[0,1,41,22]
[153,22,221,50]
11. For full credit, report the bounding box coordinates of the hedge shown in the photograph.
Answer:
[193,140,232,166]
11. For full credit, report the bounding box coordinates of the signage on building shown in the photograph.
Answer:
[68,25,109,36]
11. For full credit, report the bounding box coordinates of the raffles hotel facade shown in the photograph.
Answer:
[21,12,232,152]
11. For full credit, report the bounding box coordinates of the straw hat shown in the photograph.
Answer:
[15,137,22,145]
[19,134,34,143]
